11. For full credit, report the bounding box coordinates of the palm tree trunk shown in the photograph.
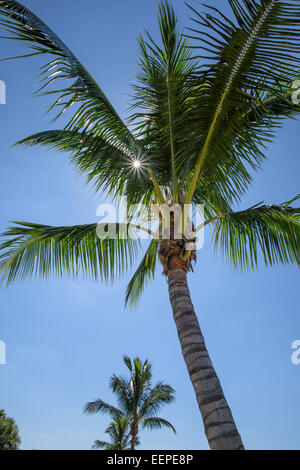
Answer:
[168,268,244,450]
[130,423,137,450]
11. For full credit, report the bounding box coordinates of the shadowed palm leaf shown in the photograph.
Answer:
[92,415,132,450]
[212,197,300,269]
[142,417,176,433]
[0,0,135,151]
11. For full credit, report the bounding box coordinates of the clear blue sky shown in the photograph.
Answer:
[0,0,299,450]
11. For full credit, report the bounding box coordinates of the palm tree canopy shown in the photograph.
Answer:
[85,356,176,447]
[0,0,300,304]
[0,409,21,450]
[92,415,132,451]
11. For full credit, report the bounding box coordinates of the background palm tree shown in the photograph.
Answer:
[0,409,21,450]
[92,415,132,451]
[85,357,176,450]
[1,0,300,450]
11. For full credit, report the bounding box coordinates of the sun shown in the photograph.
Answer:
[133,160,141,169]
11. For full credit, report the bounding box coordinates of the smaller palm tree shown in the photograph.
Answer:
[85,356,176,450]
[92,415,132,451]
[0,409,21,450]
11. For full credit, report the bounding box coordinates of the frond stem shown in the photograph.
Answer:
[147,166,166,205]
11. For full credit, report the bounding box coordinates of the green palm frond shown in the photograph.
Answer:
[125,239,159,307]
[139,382,175,419]
[247,68,300,123]
[185,0,300,205]
[130,1,198,195]
[0,0,135,152]
[132,358,153,407]
[212,196,300,270]
[0,222,140,284]
[92,415,131,450]
[15,130,129,188]
[142,416,176,434]
[105,415,131,449]
[15,130,154,201]
[92,440,111,450]
[105,415,128,435]
[84,399,123,418]
[123,355,133,372]
[109,375,133,415]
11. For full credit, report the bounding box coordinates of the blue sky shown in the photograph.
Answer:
[0,0,300,450]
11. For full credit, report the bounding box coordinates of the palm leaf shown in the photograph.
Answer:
[15,130,154,201]
[92,440,111,450]
[109,375,133,415]
[185,0,300,205]
[0,222,140,284]
[139,382,175,419]
[0,0,136,152]
[142,416,176,433]
[123,356,133,372]
[125,239,159,307]
[129,1,198,194]
[212,196,300,270]
[84,399,123,418]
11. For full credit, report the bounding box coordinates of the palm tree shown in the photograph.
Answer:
[92,415,132,451]
[0,409,21,450]
[85,357,176,450]
[0,0,300,450]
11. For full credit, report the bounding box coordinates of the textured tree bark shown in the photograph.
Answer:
[130,422,138,450]
[130,438,135,450]
[168,268,244,450]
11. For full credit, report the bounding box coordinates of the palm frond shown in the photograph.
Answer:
[109,375,133,415]
[142,416,176,434]
[139,382,175,419]
[0,0,136,152]
[84,399,123,418]
[185,0,300,205]
[0,222,140,284]
[123,355,133,372]
[15,130,154,201]
[129,1,198,194]
[132,358,152,408]
[103,415,131,450]
[125,239,159,307]
[92,440,111,450]
[212,196,300,270]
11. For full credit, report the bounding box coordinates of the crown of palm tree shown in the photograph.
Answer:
[0,0,300,306]
[85,356,176,449]
[92,415,132,451]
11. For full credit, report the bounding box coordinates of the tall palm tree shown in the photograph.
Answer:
[0,0,300,450]
[85,357,176,450]
[92,415,132,451]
